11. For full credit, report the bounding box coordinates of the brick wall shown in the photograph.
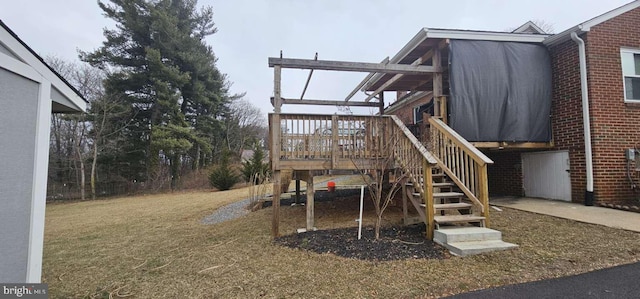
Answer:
[486,151,524,197]
[585,7,640,203]
[548,38,588,203]
[387,94,432,124]
[385,94,432,142]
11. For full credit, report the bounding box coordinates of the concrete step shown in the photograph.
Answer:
[434,227,502,243]
[437,240,519,257]
[434,215,485,224]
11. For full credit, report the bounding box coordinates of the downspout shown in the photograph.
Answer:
[570,32,595,206]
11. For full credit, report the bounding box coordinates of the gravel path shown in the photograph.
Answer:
[202,175,366,225]
[201,198,251,225]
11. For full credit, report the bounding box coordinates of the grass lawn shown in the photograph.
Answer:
[43,184,640,298]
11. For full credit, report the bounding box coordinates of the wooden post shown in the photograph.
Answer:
[270,114,281,171]
[295,179,301,205]
[478,164,490,227]
[432,48,443,123]
[306,171,315,230]
[423,159,434,240]
[379,92,385,115]
[331,115,338,169]
[402,178,409,225]
[440,96,448,124]
[272,170,281,237]
[274,66,282,113]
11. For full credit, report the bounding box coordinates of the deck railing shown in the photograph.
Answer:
[269,113,389,169]
[428,118,494,226]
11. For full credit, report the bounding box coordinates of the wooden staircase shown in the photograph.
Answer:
[389,116,518,255]
[403,167,486,229]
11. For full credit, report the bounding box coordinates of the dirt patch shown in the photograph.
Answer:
[276,224,448,261]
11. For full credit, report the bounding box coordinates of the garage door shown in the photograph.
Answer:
[522,151,571,201]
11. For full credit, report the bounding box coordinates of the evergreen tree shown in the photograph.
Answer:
[241,143,270,183]
[209,151,239,191]
[82,0,230,189]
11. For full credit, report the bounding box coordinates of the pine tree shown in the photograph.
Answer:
[209,151,239,191]
[242,143,270,184]
[81,0,230,189]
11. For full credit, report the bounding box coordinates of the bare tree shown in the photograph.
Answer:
[353,118,406,240]
[47,57,105,200]
[223,98,267,156]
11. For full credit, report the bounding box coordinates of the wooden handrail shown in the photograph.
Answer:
[429,118,493,165]
[388,116,438,165]
[428,117,493,226]
[386,115,437,238]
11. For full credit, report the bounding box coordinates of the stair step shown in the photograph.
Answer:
[434,203,473,210]
[412,192,464,199]
[434,227,501,243]
[434,192,464,199]
[421,202,472,209]
[406,182,454,188]
[433,182,454,188]
[439,240,518,257]
[434,215,485,224]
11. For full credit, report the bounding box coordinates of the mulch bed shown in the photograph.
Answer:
[275,224,449,261]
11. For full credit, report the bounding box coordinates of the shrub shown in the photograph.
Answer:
[209,152,239,191]
[241,143,270,183]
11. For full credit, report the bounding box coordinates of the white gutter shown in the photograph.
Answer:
[570,32,595,206]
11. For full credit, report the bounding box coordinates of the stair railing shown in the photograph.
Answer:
[428,117,494,226]
[387,115,438,239]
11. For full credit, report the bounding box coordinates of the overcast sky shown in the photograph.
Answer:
[0,0,632,117]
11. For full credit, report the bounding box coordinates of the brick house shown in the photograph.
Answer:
[369,1,640,205]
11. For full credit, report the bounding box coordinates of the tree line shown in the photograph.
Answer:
[47,0,266,200]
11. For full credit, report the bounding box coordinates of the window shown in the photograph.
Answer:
[621,48,640,102]
[413,102,434,124]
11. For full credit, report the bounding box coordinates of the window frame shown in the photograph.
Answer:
[621,48,640,103]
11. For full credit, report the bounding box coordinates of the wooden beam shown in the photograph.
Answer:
[364,48,440,102]
[471,142,555,149]
[295,179,301,205]
[268,57,439,74]
[402,178,409,225]
[345,57,389,102]
[275,97,380,107]
[273,66,282,113]
[432,48,442,97]
[269,114,281,170]
[424,160,434,240]
[406,40,450,94]
[272,170,281,238]
[300,53,318,100]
